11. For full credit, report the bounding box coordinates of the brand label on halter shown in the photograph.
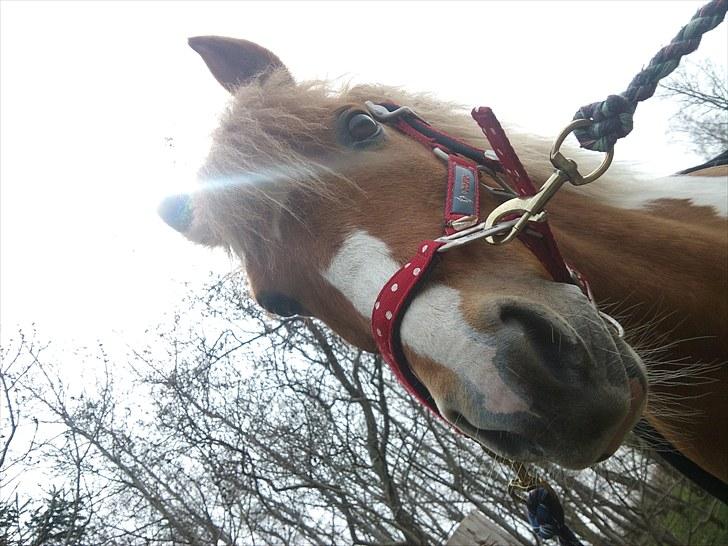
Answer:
[444,156,480,235]
[451,163,477,215]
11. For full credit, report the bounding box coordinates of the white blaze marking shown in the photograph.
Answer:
[323,230,528,415]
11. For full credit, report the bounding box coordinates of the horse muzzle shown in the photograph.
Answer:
[436,294,647,468]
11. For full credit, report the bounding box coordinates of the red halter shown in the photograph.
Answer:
[368,103,592,418]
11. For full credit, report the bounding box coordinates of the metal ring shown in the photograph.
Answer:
[599,311,625,339]
[550,119,615,185]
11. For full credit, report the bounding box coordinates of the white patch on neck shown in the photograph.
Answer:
[322,230,528,416]
[572,173,728,217]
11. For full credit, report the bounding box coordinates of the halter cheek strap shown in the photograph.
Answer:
[369,103,591,420]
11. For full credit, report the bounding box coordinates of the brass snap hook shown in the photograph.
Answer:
[483,119,615,245]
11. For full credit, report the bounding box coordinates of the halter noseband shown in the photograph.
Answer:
[366,101,616,420]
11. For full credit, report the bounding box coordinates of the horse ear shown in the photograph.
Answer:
[188,36,292,92]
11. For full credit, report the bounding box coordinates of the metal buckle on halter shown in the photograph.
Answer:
[365,101,423,123]
[447,215,479,231]
[435,218,520,252]
[483,119,615,245]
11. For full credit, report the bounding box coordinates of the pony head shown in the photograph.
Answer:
[159,37,647,469]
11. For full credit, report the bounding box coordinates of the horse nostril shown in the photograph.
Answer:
[499,304,577,347]
[498,303,586,383]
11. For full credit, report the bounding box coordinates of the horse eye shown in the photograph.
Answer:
[256,291,307,317]
[347,113,380,142]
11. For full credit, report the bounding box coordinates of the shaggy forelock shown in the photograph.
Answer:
[199,68,568,195]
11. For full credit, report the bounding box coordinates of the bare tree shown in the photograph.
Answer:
[661,60,728,159]
[0,332,99,546]
[4,275,727,545]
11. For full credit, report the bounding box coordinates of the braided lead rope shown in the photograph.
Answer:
[573,0,727,152]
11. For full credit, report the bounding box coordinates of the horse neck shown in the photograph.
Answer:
[546,187,728,357]
[546,187,728,482]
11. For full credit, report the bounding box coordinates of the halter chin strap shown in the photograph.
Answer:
[368,102,592,419]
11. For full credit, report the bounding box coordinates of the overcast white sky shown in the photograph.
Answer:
[1,1,726,352]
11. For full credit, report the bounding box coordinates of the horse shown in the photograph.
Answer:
[158,37,727,488]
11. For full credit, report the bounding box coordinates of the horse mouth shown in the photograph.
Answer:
[447,411,544,461]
